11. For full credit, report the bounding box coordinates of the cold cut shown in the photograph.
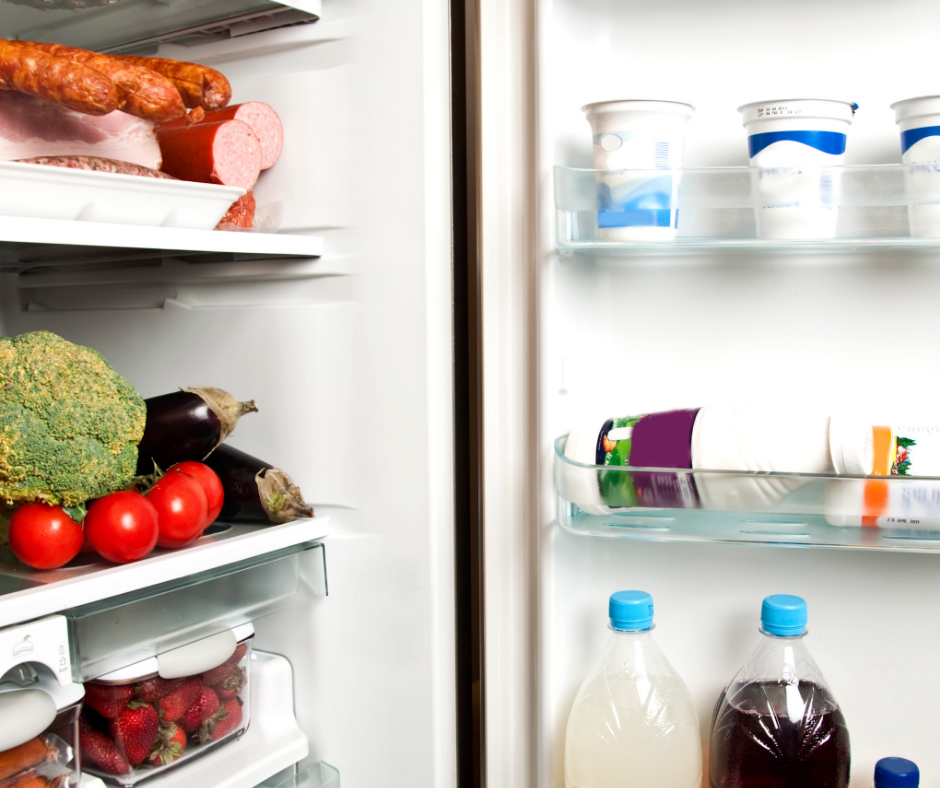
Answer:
[18,155,177,179]
[216,191,256,230]
[0,40,119,116]
[111,55,231,111]
[160,102,283,169]
[157,119,261,189]
[13,42,187,123]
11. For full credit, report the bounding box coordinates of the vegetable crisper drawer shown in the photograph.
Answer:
[66,541,325,682]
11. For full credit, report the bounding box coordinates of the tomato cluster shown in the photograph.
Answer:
[8,462,225,568]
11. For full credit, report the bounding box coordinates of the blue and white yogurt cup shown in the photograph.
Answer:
[582,100,694,241]
[892,95,940,238]
[739,98,856,239]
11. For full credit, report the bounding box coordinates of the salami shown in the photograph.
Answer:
[17,155,177,179]
[157,119,261,189]
[13,42,187,123]
[0,40,119,116]
[112,55,231,111]
[216,191,256,230]
[160,102,283,169]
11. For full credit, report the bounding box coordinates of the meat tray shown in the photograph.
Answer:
[0,161,245,230]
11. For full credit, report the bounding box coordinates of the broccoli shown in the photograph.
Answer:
[0,331,146,507]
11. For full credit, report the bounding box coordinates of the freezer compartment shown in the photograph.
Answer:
[65,540,326,682]
[554,164,940,251]
[79,628,253,785]
[555,435,940,551]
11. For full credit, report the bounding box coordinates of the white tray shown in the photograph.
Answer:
[0,161,245,231]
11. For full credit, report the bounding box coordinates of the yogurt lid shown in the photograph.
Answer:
[738,99,857,125]
[581,99,696,116]
[891,95,940,123]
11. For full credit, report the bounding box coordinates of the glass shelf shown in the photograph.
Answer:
[271,763,340,788]
[554,164,940,254]
[555,435,940,552]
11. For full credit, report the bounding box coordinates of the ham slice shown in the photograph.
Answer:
[0,92,161,169]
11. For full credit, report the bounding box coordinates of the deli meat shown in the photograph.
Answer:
[160,102,283,169]
[17,155,176,179]
[0,92,161,168]
[157,119,261,189]
[216,190,256,230]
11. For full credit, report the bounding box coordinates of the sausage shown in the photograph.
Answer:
[0,40,119,116]
[111,55,231,111]
[13,42,186,123]
[157,120,261,189]
[160,102,283,169]
[17,155,177,179]
[216,191,256,230]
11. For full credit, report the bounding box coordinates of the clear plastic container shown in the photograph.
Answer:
[79,624,254,785]
[0,669,84,788]
[709,595,851,788]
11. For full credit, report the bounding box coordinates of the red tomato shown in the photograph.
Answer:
[9,503,84,569]
[148,472,209,549]
[171,462,224,530]
[84,491,159,564]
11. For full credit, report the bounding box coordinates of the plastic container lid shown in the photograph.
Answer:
[829,415,875,475]
[891,96,940,124]
[761,594,807,637]
[875,757,920,788]
[609,590,654,631]
[582,100,695,116]
[738,99,857,126]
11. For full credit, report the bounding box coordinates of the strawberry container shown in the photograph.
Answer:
[79,624,254,785]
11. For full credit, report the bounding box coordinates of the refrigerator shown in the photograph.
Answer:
[2,0,940,787]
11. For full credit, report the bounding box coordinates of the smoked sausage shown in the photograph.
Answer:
[111,55,231,111]
[157,119,261,189]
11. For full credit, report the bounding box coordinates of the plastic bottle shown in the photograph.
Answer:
[874,758,919,788]
[564,591,701,788]
[709,595,851,788]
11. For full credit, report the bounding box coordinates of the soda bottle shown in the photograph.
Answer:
[564,591,702,788]
[874,758,919,788]
[709,594,851,788]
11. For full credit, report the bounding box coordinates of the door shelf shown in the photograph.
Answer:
[555,435,940,552]
[554,163,940,254]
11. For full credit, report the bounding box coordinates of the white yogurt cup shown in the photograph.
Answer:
[892,95,940,238]
[739,99,856,240]
[582,100,694,241]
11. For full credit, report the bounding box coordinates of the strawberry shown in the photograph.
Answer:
[155,677,201,723]
[215,666,247,701]
[201,643,248,687]
[147,722,187,767]
[109,701,160,765]
[83,682,135,720]
[179,686,220,734]
[136,676,185,703]
[199,697,243,743]
[80,726,131,775]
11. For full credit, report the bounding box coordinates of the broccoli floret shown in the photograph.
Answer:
[0,331,145,507]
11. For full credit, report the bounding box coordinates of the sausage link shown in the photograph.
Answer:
[0,39,118,115]
[112,55,231,111]
[16,42,186,122]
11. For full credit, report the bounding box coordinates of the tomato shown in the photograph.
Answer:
[84,491,159,564]
[148,472,208,549]
[171,462,224,530]
[9,503,84,569]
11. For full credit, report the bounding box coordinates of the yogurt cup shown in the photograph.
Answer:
[739,98,856,239]
[582,100,694,241]
[892,95,940,237]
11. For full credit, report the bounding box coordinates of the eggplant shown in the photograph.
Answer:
[136,387,258,474]
[203,443,314,524]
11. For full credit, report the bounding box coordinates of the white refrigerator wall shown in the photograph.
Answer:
[540,0,940,786]
[0,0,457,786]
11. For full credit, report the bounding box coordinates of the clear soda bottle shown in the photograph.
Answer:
[874,758,919,788]
[564,591,702,788]
[709,594,851,788]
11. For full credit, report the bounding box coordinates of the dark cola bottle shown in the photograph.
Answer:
[709,595,851,788]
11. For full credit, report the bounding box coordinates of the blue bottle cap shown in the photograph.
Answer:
[875,758,919,788]
[609,591,653,631]
[761,594,807,637]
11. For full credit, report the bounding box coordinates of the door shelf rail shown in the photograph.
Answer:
[554,163,940,254]
[555,435,940,552]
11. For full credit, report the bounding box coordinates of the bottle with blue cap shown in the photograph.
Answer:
[564,591,701,788]
[874,757,919,788]
[709,595,851,788]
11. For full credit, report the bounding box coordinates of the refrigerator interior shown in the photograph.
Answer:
[0,0,457,786]
[539,1,940,786]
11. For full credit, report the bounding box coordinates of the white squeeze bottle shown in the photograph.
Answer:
[564,591,702,788]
